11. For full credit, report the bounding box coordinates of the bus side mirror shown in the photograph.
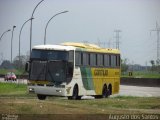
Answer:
[25,62,30,72]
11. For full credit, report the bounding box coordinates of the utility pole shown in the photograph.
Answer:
[19,18,34,64]
[107,38,112,48]
[151,21,160,61]
[11,26,16,63]
[0,53,3,65]
[114,29,121,49]
[82,40,88,44]
[97,38,101,46]
[44,11,68,45]
[30,0,44,56]
[97,38,105,47]
[0,29,11,41]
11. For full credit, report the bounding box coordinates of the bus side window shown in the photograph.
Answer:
[75,52,82,65]
[104,54,110,67]
[90,53,96,66]
[69,51,74,62]
[116,55,120,67]
[97,54,103,67]
[83,52,89,66]
[111,55,116,67]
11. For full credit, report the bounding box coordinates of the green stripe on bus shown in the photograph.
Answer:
[80,67,94,90]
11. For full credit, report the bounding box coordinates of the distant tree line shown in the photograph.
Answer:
[121,58,129,74]
[1,56,159,73]
[121,58,160,74]
[0,55,29,70]
[150,59,160,72]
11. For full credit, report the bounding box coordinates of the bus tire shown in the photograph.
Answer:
[37,94,46,100]
[72,85,78,100]
[102,85,108,98]
[108,84,112,96]
[68,85,81,100]
[94,95,102,99]
[68,96,72,100]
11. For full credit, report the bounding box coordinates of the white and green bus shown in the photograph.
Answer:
[26,42,120,100]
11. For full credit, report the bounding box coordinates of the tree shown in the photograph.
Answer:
[150,60,155,71]
[150,60,155,66]
[121,58,129,74]
[156,59,160,72]
[13,55,29,69]
[156,59,160,65]
[0,60,12,69]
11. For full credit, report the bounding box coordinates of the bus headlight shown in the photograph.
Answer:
[29,88,34,93]
[56,90,62,93]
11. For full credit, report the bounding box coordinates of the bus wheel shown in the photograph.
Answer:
[37,94,46,100]
[73,85,78,100]
[108,85,112,96]
[68,85,81,100]
[102,85,108,98]
[94,95,102,99]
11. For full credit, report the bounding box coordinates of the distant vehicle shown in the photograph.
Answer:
[4,72,17,81]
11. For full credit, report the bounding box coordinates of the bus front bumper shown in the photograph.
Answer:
[28,86,67,96]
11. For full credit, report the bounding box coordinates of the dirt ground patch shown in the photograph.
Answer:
[0,97,160,114]
[0,97,160,120]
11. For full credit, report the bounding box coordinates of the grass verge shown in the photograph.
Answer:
[0,83,27,95]
[0,82,35,97]
[0,83,160,114]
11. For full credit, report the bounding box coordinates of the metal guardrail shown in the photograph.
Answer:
[121,77,160,87]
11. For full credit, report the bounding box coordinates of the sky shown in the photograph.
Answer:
[0,0,160,66]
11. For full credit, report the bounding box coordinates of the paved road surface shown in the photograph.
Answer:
[0,78,160,97]
[118,85,160,97]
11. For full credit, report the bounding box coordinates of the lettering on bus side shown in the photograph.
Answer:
[115,72,120,75]
[94,69,108,76]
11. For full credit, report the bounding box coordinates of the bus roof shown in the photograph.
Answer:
[32,42,120,54]
[32,44,75,51]
[62,42,120,54]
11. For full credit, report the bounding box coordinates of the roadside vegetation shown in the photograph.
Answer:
[0,58,160,78]
[122,71,160,78]
[0,68,25,75]
[0,83,29,97]
[0,83,160,114]
[0,55,28,75]
[0,68,160,79]
[0,95,160,114]
[121,59,160,78]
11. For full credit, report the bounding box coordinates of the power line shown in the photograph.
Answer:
[97,39,106,48]
[97,38,102,46]
[114,29,122,49]
[150,21,160,61]
[106,38,113,48]
[82,40,89,44]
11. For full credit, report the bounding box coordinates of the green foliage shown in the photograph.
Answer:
[0,83,27,95]
[150,59,160,72]
[0,83,160,114]
[121,59,129,73]
[0,68,26,75]
[121,71,160,78]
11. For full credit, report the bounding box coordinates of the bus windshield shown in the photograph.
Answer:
[31,49,68,61]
